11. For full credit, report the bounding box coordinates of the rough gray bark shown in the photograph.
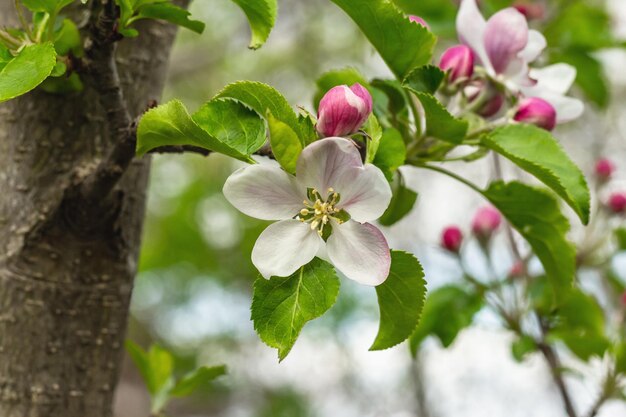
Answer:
[0,3,184,416]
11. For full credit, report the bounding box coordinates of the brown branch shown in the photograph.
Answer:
[149,145,212,156]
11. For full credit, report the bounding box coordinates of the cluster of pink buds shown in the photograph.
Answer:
[594,158,626,215]
[316,84,373,138]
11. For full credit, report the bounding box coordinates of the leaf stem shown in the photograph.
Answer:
[14,0,32,40]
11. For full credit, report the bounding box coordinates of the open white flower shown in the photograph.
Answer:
[223,137,392,286]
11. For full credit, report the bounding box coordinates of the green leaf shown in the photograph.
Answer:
[543,2,614,51]
[314,67,370,109]
[364,114,383,164]
[0,43,57,103]
[251,258,340,361]
[615,343,626,375]
[135,2,205,34]
[267,112,302,174]
[53,19,83,57]
[330,0,436,80]
[230,0,278,49]
[169,365,227,397]
[615,228,626,251]
[511,335,536,362]
[484,181,575,300]
[136,99,253,162]
[481,124,590,224]
[215,81,315,145]
[21,0,73,13]
[413,92,468,143]
[125,341,174,396]
[379,174,418,226]
[409,285,483,355]
[126,340,152,391]
[373,128,406,180]
[402,65,445,94]
[192,98,266,156]
[371,251,426,350]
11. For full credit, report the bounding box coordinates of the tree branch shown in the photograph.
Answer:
[149,145,212,156]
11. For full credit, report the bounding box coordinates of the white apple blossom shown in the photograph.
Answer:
[223,137,392,286]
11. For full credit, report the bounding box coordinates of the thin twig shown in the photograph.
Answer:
[149,145,212,156]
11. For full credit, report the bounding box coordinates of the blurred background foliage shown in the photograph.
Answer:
[118,0,626,416]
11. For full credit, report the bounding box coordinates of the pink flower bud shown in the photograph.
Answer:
[514,97,557,131]
[408,15,430,29]
[464,81,504,117]
[607,192,626,214]
[441,226,463,253]
[595,158,615,181]
[472,206,502,238]
[316,84,373,138]
[513,3,545,20]
[439,45,474,83]
[508,261,526,278]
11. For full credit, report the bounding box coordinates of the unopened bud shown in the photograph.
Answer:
[514,97,557,131]
[441,226,463,253]
[513,3,545,20]
[472,206,502,238]
[595,158,615,182]
[317,84,373,138]
[607,192,626,215]
[439,45,474,83]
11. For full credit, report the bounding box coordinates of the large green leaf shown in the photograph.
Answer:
[409,285,483,355]
[412,92,468,143]
[135,2,206,33]
[481,124,590,224]
[230,0,278,49]
[371,251,426,350]
[484,181,575,300]
[0,43,57,103]
[251,258,340,360]
[136,99,254,162]
[330,0,436,80]
[215,81,316,145]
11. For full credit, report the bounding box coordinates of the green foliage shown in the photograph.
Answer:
[330,0,436,80]
[230,0,278,49]
[371,251,426,350]
[20,0,74,14]
[126,341,226,413]
[53,19,82,56]
[511,335,536,362]
[410,285,483,355]
[616,343,626,375]
[550,289,610,361]
[364,114,383,163]
[313,67,370,108]
[484,181,575,301]
[136,99,262,162]
[481,124,590,224]
[413,92,468,143]
[615,228,626,251]
[391,0,457,36]
[379,174,418,226]
[117,0,205,37]
[0,43,57,103]
[268,113,302,173]
[251,258,340,361]
[544,2,614,51]
[373,128,406,180]
[402,65,445,94]
[216,81,317,145]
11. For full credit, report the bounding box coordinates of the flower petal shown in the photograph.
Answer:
[529,63,577,95]
[327,220,391,286]
[519,30,546,63]
[223,164,304,221]
[296,137,363,199]
[537,92,584,123]
[251,220,321,279]
[335,164,392,222]
[484,8,529,74]
[456,0,490,73]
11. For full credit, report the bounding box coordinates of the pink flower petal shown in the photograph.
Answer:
[296,137,363,199]
[519,30,546,63]
[223,163,304,221]
[456,0,490,73]
[484,8,529,74]
[335,164,392,223]
[251,220,321,279]
[327,221,391,286]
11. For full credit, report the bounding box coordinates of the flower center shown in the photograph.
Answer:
[296,188,349,237]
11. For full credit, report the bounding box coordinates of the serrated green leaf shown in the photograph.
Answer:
[409,285,483,355]
[379,174,418,226]
[482,124,590,224]
[371,251,426,350]
[373,128,406,180]
[251,258,340,361]
[136,99,253,162]
[313,67,370,109]
[192,98,266,156]
[230,0,277,49]
[134,2,205,33]
[169,365,227,397]
[402,65,445,94]
[412,92,468,143]
[215,81,315,145]
[484,181,575,300]
[0,43,57,103]
[268,112,302,174]
[330,0,436,80]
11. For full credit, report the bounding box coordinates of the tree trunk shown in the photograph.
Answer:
[0,4,184,416]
